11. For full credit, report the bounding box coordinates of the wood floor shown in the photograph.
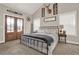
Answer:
[0,40,79,55]
[0,40,42,55]
[53,42,79,55]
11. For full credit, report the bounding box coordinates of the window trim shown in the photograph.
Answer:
[59,11,77,36]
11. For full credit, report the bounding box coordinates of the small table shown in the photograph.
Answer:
[58,34,67,43]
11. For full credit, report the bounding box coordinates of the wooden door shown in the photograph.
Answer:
[5,15,23,42]
[16,18,23,39]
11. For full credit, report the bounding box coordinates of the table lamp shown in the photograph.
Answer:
[58,25,64,34]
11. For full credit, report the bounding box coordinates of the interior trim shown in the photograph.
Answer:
[67,41,79,45]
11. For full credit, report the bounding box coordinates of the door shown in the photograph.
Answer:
[5,15,23,42]
[16,18,23,39]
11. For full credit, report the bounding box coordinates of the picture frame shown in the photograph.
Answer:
[53,3,58,15]
[41,8,45,17]
[44,16,56,22]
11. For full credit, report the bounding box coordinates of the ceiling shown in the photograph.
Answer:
[1,3,43,15]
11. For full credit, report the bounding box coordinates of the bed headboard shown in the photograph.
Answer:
[39,26,59,34]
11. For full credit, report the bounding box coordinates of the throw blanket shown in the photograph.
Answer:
[22,33,54,46]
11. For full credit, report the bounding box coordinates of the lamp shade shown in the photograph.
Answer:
[59,25,64,29]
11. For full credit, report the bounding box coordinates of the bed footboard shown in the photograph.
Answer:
[20,35,49,55]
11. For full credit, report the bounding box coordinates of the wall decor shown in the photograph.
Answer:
[44,3,52,14]
[27,16,31,21]
[41,8,45,17]
[53,3,58,15]
[7,9,23,15]
[43,3,52,14]
[44,16,56,22]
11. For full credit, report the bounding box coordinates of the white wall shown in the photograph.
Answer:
[32,3,59,28]
[58,3,79,14]
[33,3,79,44]
[58,3,79,44]
[0,5,32,43]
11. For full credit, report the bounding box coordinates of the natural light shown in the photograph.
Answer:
[33,18,40,32]
[59,11,76,36]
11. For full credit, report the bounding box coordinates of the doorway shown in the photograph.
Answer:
[5,15,24,42]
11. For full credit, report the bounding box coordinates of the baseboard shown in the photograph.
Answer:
[67,41,79,45]
[0,41,5,44]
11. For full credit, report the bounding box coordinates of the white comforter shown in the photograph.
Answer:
[33,33,58,55]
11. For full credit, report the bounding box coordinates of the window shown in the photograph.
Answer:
[7,17,14,32]
[6,16,23,33]
[17,19,23,32]
[59,11,76,35]
[33,18,40,32]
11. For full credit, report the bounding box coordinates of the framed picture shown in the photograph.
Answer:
[44,16,56,22]
[53,3,58,15]
[41,8,45,17]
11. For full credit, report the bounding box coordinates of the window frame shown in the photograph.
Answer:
[33,18,40,33]
[5,15,24,33]
[59,11,77,36]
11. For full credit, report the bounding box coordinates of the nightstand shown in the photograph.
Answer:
[58,34,67,43]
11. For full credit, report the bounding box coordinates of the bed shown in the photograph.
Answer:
[20,26,59,55]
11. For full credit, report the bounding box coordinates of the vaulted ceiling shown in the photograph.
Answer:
[1,3,43,15]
